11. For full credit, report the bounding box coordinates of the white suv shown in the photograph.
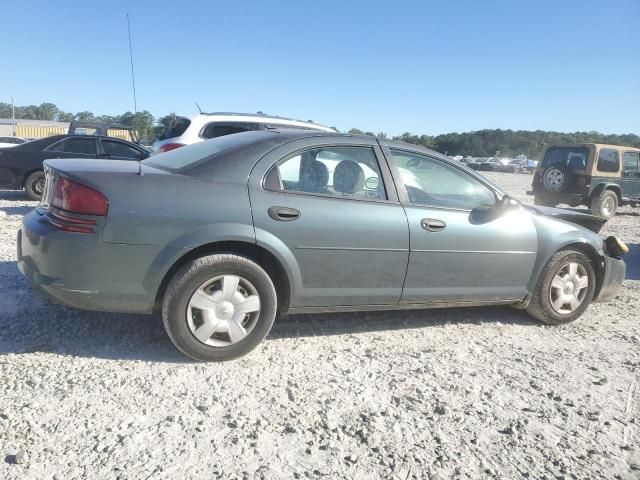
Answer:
[151,112,335,155]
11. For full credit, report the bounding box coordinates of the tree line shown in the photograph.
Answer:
[1,102,638,159]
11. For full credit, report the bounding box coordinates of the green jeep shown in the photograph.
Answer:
[528,143,640,219]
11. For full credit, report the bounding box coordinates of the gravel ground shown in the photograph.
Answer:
[0,172,638,479]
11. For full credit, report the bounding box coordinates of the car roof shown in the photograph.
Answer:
[176,112,336,132]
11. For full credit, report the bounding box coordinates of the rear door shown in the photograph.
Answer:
[621,151,640,198]
[383,146,538,304]
[249,137,409,308]
[100,138,145,160]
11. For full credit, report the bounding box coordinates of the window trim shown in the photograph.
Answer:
[622,151,640,171]
[198,122,258,140]
[262,144,397,204]
[384,147,499,212]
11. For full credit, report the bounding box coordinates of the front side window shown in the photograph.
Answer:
[266,146,386,201]
[597,148,620,173]
[201,123,256,140]
[390,150,495,209]
[102,139,140,159]
[623,152,639,171]
[62,138,97,155]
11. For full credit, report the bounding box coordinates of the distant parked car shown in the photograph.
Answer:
[18,130,627,361]
[151,112,335,155]
[498,158,536,174]
[0,134,149,200]
[529,143,640,218]
[0,136,27,148]
[474,158,500,171]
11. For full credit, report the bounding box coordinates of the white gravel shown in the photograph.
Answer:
[1,173,638,479]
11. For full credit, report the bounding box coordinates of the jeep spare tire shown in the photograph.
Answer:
[542,165,573,193]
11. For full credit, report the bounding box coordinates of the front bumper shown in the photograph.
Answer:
[593,256,626,302]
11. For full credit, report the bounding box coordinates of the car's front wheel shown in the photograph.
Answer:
[162,254,278,361]
[526,249,596,325]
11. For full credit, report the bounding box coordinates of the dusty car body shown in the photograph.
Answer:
[18,130,627,361]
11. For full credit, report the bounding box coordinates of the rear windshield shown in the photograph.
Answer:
[159,117,191,140]
[541,146,589,171]
[143,130,268,172]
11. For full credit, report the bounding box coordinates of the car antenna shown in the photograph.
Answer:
[195,102,203,114]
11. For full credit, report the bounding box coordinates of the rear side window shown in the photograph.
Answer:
[266,146,387,201]
[596,148,620,173]
[61,138,97,155]
[200,123,257,139]
[623,152,639,171]
[102,139,140,159]
[162,117,191,139]
[542,146,589,171]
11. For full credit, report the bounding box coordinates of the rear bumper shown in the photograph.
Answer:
[17,210,175,314]
[593,256,626,302]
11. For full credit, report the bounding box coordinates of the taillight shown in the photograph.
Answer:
[51,177,108,216]
[158,142,185,153]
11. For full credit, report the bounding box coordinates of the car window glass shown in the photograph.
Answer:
[102,140,140,159]
[596,148,620,173]
[269,146,386,200]
[201,123,255,139]
[390,150,495,209]
[62,138,97,155]
[542,146,589,171]
[623,152,639,171]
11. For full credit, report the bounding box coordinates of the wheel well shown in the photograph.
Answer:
[590,183,622,203]
[21,168,44,187]
[153,241,291,314]
[562,242,604,298]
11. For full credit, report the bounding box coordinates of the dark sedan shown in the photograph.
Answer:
[0,134,149,199]
[18,130,627,361]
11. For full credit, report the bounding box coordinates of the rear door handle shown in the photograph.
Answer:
[268,206,301,221]
[421,218,446,232]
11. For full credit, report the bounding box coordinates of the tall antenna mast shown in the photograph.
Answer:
[126,13,138,113]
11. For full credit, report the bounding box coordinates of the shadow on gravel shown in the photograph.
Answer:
[0,205,33,216]
[270,305,537,339]
[624,243,640,280]
[0,190,30,201]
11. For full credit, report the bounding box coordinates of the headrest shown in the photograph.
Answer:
[333,160,364,194]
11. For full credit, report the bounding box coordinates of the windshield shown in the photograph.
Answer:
[542,146,589,171]
[143,130,268,172]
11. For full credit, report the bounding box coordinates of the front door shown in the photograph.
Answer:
[384,147,538,304]
[249,138,409,308]
[621,151,640,199]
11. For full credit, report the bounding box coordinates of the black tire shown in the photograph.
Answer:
[542,165,573,193]
[589,190,618,220]
[162,254,278,361]
[24,171,45,200]
[526,249,596,325]
[534,197,557,208]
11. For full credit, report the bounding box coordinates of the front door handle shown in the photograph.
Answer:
[268,206,301,221]
[421,218,446,232]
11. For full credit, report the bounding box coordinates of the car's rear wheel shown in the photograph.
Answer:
[526,249,596,325]
[24,171,45,200]
[162,254,277,361]
[590,190,618,219]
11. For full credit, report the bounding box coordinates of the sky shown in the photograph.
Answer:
[1,0,638,136]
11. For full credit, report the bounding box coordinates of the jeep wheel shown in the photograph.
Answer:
[590,190,618,219]
[542,165,572,193]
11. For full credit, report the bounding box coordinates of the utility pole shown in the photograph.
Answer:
[126,14,137,114]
